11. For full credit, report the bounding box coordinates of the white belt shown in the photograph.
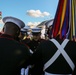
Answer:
[44,72,72,75]
[44,39,75,71]
[29,49,33,54]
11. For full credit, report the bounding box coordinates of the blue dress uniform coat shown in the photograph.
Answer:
[26,38,45,75]
[27,39,42,52]
[0,34,31,75]
[29,38,76,75]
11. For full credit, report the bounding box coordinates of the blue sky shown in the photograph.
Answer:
[0,0,59,29]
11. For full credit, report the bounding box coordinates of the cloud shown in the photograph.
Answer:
[26,10,50,18]
[27,22,41,26]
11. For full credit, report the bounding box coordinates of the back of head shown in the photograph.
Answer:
[2,16,25,38]
[4,22,20,38]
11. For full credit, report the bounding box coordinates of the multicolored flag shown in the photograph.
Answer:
[52,0,76,41]
[0,11,2,20]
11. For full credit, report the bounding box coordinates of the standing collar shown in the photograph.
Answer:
[0,34,14,40]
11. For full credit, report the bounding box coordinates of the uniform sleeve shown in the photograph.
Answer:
[29,43,43,64]
[19,45,32,68]
[28,42,44,75]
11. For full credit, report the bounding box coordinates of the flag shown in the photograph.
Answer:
[52,0,76,40]
[0,11,2,20]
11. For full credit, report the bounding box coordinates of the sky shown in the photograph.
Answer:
[0,0,59,29]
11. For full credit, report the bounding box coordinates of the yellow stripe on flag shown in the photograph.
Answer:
[72,0,75,36]
[58,0,67,34]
